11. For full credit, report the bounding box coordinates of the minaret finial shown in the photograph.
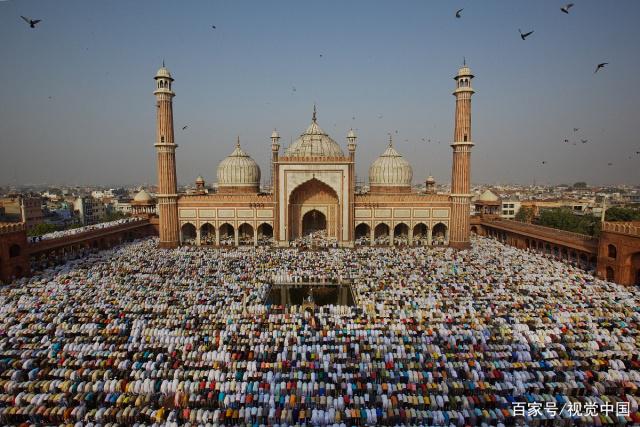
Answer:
[463,56,466,66]
[312,104,317,123]
[388,133,393,147]
[236,136,240,148]
[162,59,165,68]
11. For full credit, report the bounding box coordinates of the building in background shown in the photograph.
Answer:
[0,195,44,231]
[73,196,106,225]
[501,199,521,220]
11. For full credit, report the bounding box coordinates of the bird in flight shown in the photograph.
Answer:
[563,139,569,144]
[352,116,356,120]
[21,16,41,28]
[573,128,579,132]
[319,54,323,58]
[455,8,463,18]
[636,151,640,155]
[541,161,547,165]
[594,62,608,73]
[211,25,216,29]
[560,3,574,14]
[182,125,188,130]
[292,86,296,92]
[607,162,613,166]
[519,29,534,40]
[581,139,588,144]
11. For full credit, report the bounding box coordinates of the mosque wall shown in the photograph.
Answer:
[0,223,29,283]
[598,223,640,286]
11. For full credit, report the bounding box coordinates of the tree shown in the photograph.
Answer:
[27,223,58,237]
[605,206,640,222]
[102,211,129,222]
[572,182,588,189]
[537,208,600,236]
[514,206,534,223]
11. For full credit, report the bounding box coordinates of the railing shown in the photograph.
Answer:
[602,221,640,237]
[28,219,150,253]
[483,218,597,244]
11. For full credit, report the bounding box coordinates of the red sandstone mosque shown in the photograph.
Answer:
[153,63,476,249]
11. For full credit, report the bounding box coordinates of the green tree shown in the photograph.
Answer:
[514,206,534,223]
[572,181,588,189]
[537,208,600,236]
[102,211,129,222]
[605,206,640,222]
[27,223,58,237]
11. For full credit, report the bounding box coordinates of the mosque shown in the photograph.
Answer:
[153,63,475,249]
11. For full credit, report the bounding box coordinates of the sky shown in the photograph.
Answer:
[0,0,639,187]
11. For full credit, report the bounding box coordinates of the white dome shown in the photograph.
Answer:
[284,109,344,158]
[155,66,172,80]
[426,175,435,183]
[478,189,499,202]
[369,139,413,187]
[216,140,261,188]
[133,189,153,203]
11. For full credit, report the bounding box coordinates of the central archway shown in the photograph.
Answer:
[302,209,327,236]
[288,178,339,240]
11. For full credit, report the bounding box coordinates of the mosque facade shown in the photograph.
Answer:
[153,64,475,249]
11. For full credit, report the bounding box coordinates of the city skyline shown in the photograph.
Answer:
[1,0,639,187]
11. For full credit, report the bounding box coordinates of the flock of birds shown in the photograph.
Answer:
[456,5,608,74]
[456,4,635,169]
[17,4,637,172]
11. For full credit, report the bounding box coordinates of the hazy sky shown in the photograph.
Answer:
[1,0,639,187]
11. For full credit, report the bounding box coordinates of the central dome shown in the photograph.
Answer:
[284,108,344,158]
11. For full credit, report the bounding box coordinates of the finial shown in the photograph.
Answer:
[312,104,317,123]
[162,59,165,68]
[388,133,393,147]
[463,56,466,66]
[236,136,240,148]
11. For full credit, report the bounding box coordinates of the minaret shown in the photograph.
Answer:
[271,128,281,243]
[449,61,475,249]
[154,63,180,248]
[347,129,357,244]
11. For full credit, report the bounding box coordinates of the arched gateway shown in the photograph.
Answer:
[288,178,339,240]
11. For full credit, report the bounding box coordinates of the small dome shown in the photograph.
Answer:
[155,65,172,80]
[347,129,356,139]
[426,175,435,183]
[284,108,344,158]
[369,138,413,188]
[478,189,499,202]
[271,129,280,139]
[456,66,473,78]
[217,139,261,188]
[196,175,205,184]
[133,189,153,203]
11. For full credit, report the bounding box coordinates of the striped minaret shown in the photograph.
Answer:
[449,62,475,249]
[154,63,180,249]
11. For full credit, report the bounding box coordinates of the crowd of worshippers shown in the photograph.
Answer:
[1,237,639,426]
[29,218,145,243]
[290,231,339,250]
